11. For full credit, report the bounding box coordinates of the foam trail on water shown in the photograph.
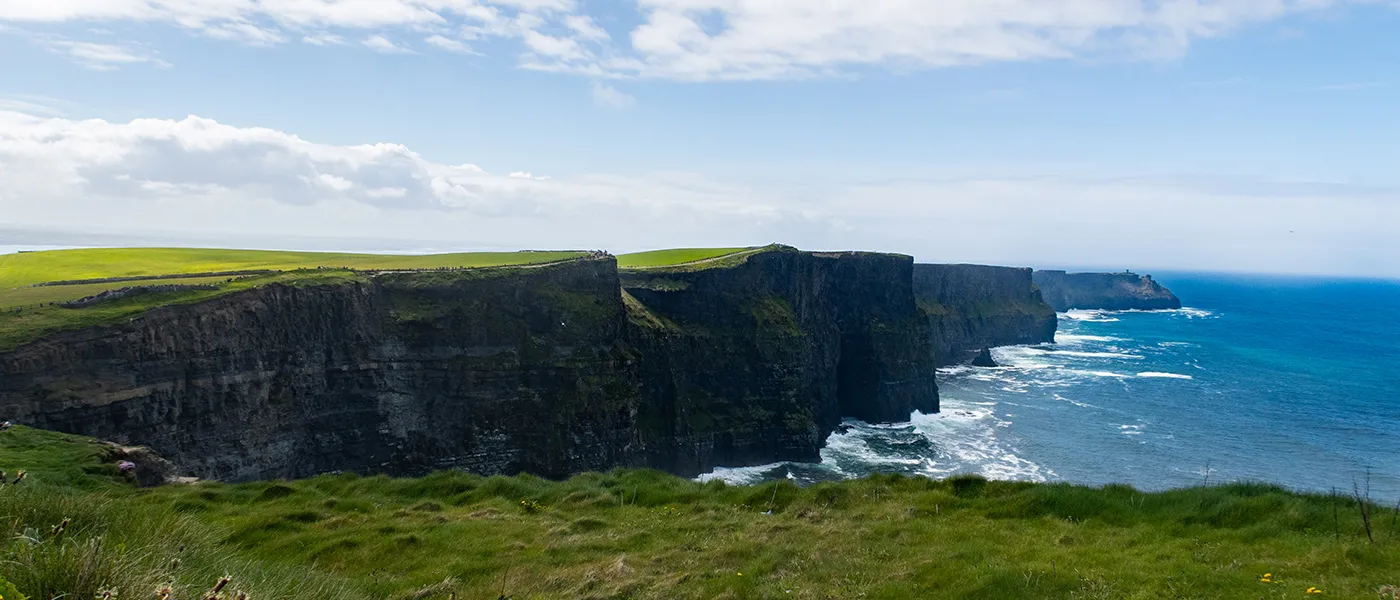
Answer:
[1137,372,1194,380]
[1056,333,1124,344]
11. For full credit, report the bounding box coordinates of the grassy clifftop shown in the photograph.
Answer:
[0,247,590,289]
[0,248,593,351]
[616,246,765,270]
[2,425,1397,599]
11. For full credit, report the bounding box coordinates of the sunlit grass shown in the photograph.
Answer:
[616,247,756,268]
[0,247,589,289]
[3,425,1397,599]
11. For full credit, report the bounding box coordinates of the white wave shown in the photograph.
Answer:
[1118,424,1146,436]
[909,400,1054,482]
[695,462,788,485]
[937,365,976,377]
[1022,348,1144,360]
[1056,333,1124,344]
[1061,310,1119,322]
[1052,393,1098,409]
[1064,370,1133,379]
[1158,341,1196,348]
[823,433,926,467]
[1137,372,1194,380]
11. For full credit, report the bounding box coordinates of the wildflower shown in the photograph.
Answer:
[737,572,742,576]
[1260,573,1273,583]
[118,461,137,473]
[1307,587,1323,594]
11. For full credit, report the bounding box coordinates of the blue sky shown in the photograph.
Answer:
[1,1,1398,276]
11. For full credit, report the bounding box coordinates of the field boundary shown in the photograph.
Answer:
[32,270,279,288]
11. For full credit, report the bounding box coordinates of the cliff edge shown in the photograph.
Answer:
[1032,270,1182,312]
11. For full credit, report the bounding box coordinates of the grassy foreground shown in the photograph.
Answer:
[2,426,1398,599]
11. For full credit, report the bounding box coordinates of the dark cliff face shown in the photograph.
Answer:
[1032,270,1182,312]
[912,264,1057,366]
[0,259,644,482]
[622,250,940,474]
[0,251,940,482]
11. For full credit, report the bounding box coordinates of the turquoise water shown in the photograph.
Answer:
[703,274,1400,503]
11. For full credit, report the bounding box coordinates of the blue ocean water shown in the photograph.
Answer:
[703,274,1400,503]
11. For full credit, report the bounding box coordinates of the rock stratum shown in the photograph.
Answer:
[0,247,940,482]
[1032,270,1182,312]
[911,264,1058,366]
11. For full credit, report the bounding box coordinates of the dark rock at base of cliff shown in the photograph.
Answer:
[970,348,998,368]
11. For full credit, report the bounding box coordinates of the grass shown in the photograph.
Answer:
[0,247,589,289]
[3,425,1398,599]
[0,271,365,351]
[0,247,591,351]
[616,247,757,269]
[0,274,244,310]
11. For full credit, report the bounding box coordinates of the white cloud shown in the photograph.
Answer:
[302,33,346,46]
[362,35,412,54]
[204,21,284,45]
[2,1,1391,80]
[591,82,636,109]
[43,39,169,70]
[425,34,475,53]
[1,109,1397,276]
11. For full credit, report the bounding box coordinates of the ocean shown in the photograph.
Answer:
[701,273,1400,503]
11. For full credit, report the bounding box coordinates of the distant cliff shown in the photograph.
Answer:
[0,249,939,482]
[912,265,1057,366]
[1032,270,1182,312]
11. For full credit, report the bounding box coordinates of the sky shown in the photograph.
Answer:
[1,1,1398,277]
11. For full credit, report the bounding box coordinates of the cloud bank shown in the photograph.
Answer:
[1,109,1397,277]
[3,0,1394,79]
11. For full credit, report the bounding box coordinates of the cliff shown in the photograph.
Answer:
[622,248,939,474]
[0,249,939,482]
[911,264,1057,366]
[1032,270,1182,312]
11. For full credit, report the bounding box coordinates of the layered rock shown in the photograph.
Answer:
[912,264,1057,366]
[1032,270,1181,312]
[0,249,940,482]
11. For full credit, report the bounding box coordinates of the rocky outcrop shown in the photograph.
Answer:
[0,250,940,482]
[1032,270,1181,312]
[911,264,1057,366]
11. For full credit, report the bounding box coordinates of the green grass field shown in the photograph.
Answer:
[615,247,757,268]
[0,247,589,289]
[0,247,592,351]
[2,425,1397,600]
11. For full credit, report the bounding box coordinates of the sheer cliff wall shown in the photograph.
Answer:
[911,264,1057,366]
[0,251,939,482]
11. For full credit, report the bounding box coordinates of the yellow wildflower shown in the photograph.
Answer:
[1307,587,1323,594]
